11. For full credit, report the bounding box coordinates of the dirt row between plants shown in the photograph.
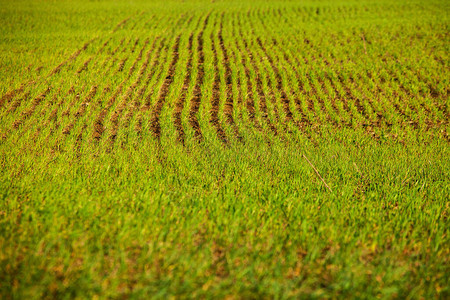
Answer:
[149,35,181,139]
[0,13,145,111]
[173,33,194,144]
[188,14,211,141]
[210,22,228,143]
[219,13,241,141]
[12,87,52,130]
[107,39,150,147]
[241,36,278,136]
[232,38,260,132]
[93,37,159,142]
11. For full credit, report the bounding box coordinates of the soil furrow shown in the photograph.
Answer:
[302,53,337,126]
[354,70,391,127]
[297,39,347,125]
[140,37,166,112]
[43,85,78,142]
[30,88,62,142]
[0,83,27,110]
[93,84,124,141]
[111,40,153,147]
[97,37,112,55]
[252,13,314,129]
[76,57,93,74]
[266,16,333,127]
[277,35,317,120]
[210,28,228,143]
[256,38,294,123]
[280,52,311,126]
[149,35,181,139]
[188,14,211,141]
[344,76,368,121]
[121,38,134,54]
[0,37,94,106]
[111,38,126,55]
[229,13,262,133]
[0,87,51,142]
[48,86,73,125]
[74,124,87,158]
[317,75,342,124]
[304,73,324,122]
[324,72,354,127]
[232,34,262,131]
[120,39,154,133]
[324,51,387,134]
[254,28,317,141]
[12,87,51,130]
[131,38,140,53]
[312,52,347,126]
[375,70,417,127]
[48,38,95,77]
[116,57,128,73]
[62,85,98,135]
[243,16,283,131]
[7,91,30,115]
[385,65,442,122]
[134,39,171,136]
[112,15,134,33]
[93,39,151,143]
[108,85,135,144]
[285,35,329,125]
[219,13,241,140]
[173,33,195,144]
[241,35,278,135]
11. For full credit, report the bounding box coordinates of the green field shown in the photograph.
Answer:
[0,0,449,298]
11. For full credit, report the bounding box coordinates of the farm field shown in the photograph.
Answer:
[0,0,449,298]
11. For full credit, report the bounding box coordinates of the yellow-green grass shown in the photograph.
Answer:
[0,0,448,298]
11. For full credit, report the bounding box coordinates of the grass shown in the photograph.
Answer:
[0,0,449,298]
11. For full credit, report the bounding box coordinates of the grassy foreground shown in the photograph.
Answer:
[0,0,449,298]
[2,130,449,298]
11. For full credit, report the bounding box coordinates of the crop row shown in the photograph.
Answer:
[1,8,448,152]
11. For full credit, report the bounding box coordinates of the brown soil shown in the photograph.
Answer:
[188,14,211,141]
[173,33,195,144]
[241,36,278,135]
[13,87,51,129]
[0,84,26,110]
[7,92,29,114]
[97,37,112,55]
[41,86,74,143]
[344,77,369,122]
[121,38,134,54]
[232,37,261,131]
[131,38,140,53]
[111,38,126,55]
[281,52,311,126]
[210,28,228,143]
[62,85,97,135]
[76,57,93,74]
[121,39,152,134]
[117,58,128,73]
[219,13,241,140]
[256,37,293,123]
[74,124,87,158]
[93,38,151,143]
[149,35,181,139]
[112,15,133,33]
[48,39,94,76]
[93,83,124,141]
[141,38,166,112]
